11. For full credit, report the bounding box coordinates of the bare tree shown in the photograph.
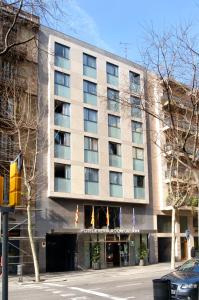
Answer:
[141,26,199,268]
[0,0,59,282]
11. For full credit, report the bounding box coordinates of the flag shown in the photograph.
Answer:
[75,205,79,226]
[91,206,95,228]
[119,207,122,227]
[106,206,109,227]
[132,208,136,228]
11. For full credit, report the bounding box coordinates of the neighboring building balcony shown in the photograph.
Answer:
[54,177,71,193]
[84,92,97,105]
[161,94,193,110]
[54,84,70,98]
[54,144,70,160]
[84,120,97,134]
[85,181,99,195]
[134,187,145,199]
[163,118,197,133]
[54,113,70,128]
[0,40,27,59]
[55,56,70,70]
[109,154,122,168]
[164,169,192,183]
[107,74,118,86]
[108,126,121,139]
[133,158,144,172]
[84,150,98,164]
[110,184,123,197]
[83,65,96,79]
[0,73,27,90]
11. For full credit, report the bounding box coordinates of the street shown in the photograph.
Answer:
[4,263,173,300]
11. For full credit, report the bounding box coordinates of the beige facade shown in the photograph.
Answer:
[37,26,156,272]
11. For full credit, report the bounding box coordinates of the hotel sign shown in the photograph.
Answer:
[81,228,140,234]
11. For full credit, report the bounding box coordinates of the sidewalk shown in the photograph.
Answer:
[7,262,179,285]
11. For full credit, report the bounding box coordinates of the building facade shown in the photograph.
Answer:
[0,5,39,273]
[149,77,198,263]
[37,26,156,272]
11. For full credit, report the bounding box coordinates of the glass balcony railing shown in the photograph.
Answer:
[133,159,144,172]
[85,182,99,195]
[132,132,143,144]
[108,127,121,139]
[130,83,140,94]
[134,187,145,199]
[84,92,97,105]
[54,113,70,128]
[107,74,118,86]
[84,121,97,134]
[55,57,70,70]
[54,84,70,98]
[109,154,122,168]
[84,150,98,164]
[110,184,123,197]
[54,177,71,193]
[108,100,120,112]
[83,66,96,79]
[54,144,70,160]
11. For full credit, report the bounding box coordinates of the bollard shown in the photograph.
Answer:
[17,264,23,282]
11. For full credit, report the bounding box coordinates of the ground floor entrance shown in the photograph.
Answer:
[46,233,76,272]
[158,237,171,262]
[77,232,149,270]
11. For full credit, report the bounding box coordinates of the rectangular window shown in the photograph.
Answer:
[130,71,140,92]
[85,168,99,182]
[83,80,97,95]
[54,131,70,146]
[84,108,97,122]
[108,115,120,128]
[107,62,118,77]
[131,96,142,118]
[54,163,71,179]
[55,100,70,116]
[54,164,71,192]
[132,121,143,144]
[2,61,15,79]
[83,53,96,69]
[157,215,171,233]
[55,71,70,87]
[134,175,144,188]
[109,142,121,156]
[110,171,122,185]
[85,136,98,151]
[107,88,119,111]
[84,108,97,134]
[134,175,145,199]
[55,42,69,59]
[133,147,144,171]
[109,142,122,168]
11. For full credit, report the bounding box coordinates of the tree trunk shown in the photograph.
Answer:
[27,201,40,282]
[171,207,176,269]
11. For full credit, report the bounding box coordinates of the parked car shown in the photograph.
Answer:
[162,259,199,300]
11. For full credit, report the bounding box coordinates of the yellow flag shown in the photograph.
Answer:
[106,207,109,227]
[91,206,95,227]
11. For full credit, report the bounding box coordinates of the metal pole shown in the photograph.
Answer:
[2,209,9,300]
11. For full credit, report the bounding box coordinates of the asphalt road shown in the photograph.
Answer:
[3,264,172,300]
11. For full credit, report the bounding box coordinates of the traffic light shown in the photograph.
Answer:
[9,154,23,206]
[0,176,3,205]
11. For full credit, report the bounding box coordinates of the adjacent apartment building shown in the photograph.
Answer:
[37,26,156,272]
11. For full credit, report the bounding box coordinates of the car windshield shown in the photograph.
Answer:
[178,260,199,272]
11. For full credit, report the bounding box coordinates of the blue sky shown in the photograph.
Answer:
[48,0,199,64]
